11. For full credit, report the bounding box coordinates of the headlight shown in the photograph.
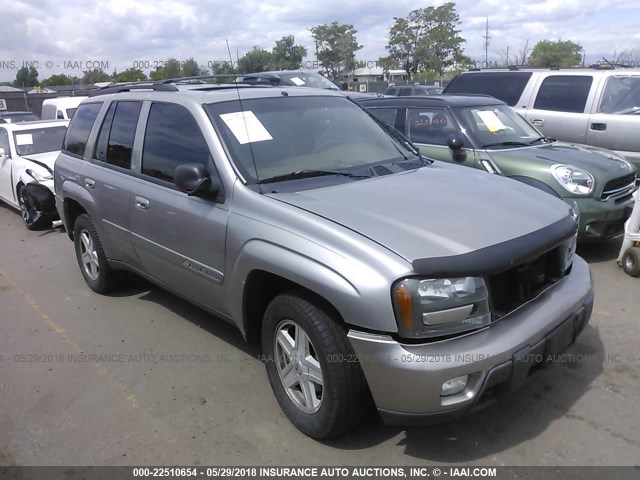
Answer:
[26,168,53,182]
[393,277,491,339]
[550,164,594,195]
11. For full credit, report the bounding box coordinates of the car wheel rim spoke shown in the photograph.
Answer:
[274,319,324,414]
[80,230,99,281]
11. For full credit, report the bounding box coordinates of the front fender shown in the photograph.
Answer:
[226,237,398,335]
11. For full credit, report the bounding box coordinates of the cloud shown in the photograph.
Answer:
[1,0,639,81]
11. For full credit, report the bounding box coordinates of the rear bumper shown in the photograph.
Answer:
[347,256,593,426]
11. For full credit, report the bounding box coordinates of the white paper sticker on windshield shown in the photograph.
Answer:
[219,111,273,144]
[290,76,305,86]
[477,110,506,133]
[15,134,34,145]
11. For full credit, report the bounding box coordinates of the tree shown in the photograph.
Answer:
[237,47,273,74]
[271,35,307,70]
[41,74,73,87]
[112,68,147,82]
[529,40,582,67]
[181,57,205,77]
[14,66,39,87]
[82,68,110,84]
[150,58,182,80]
[310,22,362,79]
[384,2,465,80]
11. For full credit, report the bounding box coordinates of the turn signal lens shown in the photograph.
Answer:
[395,283,413,332]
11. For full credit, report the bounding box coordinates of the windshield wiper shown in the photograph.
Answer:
[256,169,371,184]
[528,136,556,145]
[481,141,529,149]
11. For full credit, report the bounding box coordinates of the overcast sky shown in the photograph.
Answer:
[1,0,640,82]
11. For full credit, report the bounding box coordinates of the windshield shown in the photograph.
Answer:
[205,96,415,183]
[13,126,67,155]
[280,72,340,90]
[454,104,544,148]
[3,112,39,123]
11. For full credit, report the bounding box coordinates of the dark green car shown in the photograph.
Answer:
[357,95,637,241]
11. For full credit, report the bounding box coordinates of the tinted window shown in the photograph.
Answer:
[534,75,593,113]
[385,87,397,95]
[398,88,412,97]
[414,88,428,95]
[367,108,398,127]
[598,76,640,114]
[142,103,210,182]
[63,103,102,157]
[94,101,141,169]
[406,108,457,146]
[445,72,532,106]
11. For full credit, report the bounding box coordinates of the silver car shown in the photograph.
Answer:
[54,83,593,438]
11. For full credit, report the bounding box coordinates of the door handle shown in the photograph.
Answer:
[591,122,607,131]
[84,178,95,189]
[135,196,150,210]
[531,119,545,127]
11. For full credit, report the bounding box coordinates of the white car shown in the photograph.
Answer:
[0,119,69,229]
[41,97,87,120]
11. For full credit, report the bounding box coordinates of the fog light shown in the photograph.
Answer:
[441,375,468,397]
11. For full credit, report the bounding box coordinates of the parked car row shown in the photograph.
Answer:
[1,74,634,439]
[444,67,640,174]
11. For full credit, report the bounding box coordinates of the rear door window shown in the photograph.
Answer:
[598,76,640,114]
[62,102,102,158]
[533,75,593,113]
[367,108,399,128]
[94,101,142,169]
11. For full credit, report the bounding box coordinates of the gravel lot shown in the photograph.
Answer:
[1,201,639,466]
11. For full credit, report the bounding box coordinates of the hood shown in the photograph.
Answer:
[269,162,571,263]
[20,151,59,174]
[488,141,635,178]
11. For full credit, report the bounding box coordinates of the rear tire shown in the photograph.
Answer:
[17,184,51,230]
[622,247,640,277]
[73,213,120,293]
[262,292,371,439]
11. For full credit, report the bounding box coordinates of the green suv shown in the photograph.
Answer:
[357,95,637,241]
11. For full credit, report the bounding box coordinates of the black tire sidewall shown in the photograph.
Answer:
[622,248,640,277]
[262,293,362,439]
[73,214,113,293]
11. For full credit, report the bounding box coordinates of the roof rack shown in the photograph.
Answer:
[161,74,241,85]
[89,83,178,97]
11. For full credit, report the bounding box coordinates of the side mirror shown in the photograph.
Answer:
[0,147,6,157]
[447,132,467,162]
[174,163,220,199]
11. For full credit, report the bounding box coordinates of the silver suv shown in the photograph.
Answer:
[54,82,594,438]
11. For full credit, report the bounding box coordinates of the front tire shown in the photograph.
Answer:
[262,292,371,438]
[17,184,51,230]
[73,213,120,293]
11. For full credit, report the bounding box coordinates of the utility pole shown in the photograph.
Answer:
[482,17,491,67]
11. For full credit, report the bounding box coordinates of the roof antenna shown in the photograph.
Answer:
[227,39,262,188]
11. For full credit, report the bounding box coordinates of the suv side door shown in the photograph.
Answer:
[129,102,230,313]
[84,100,142,266]
[523,74,595,144]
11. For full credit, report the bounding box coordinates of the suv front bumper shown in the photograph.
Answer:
[347,256,593,426]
